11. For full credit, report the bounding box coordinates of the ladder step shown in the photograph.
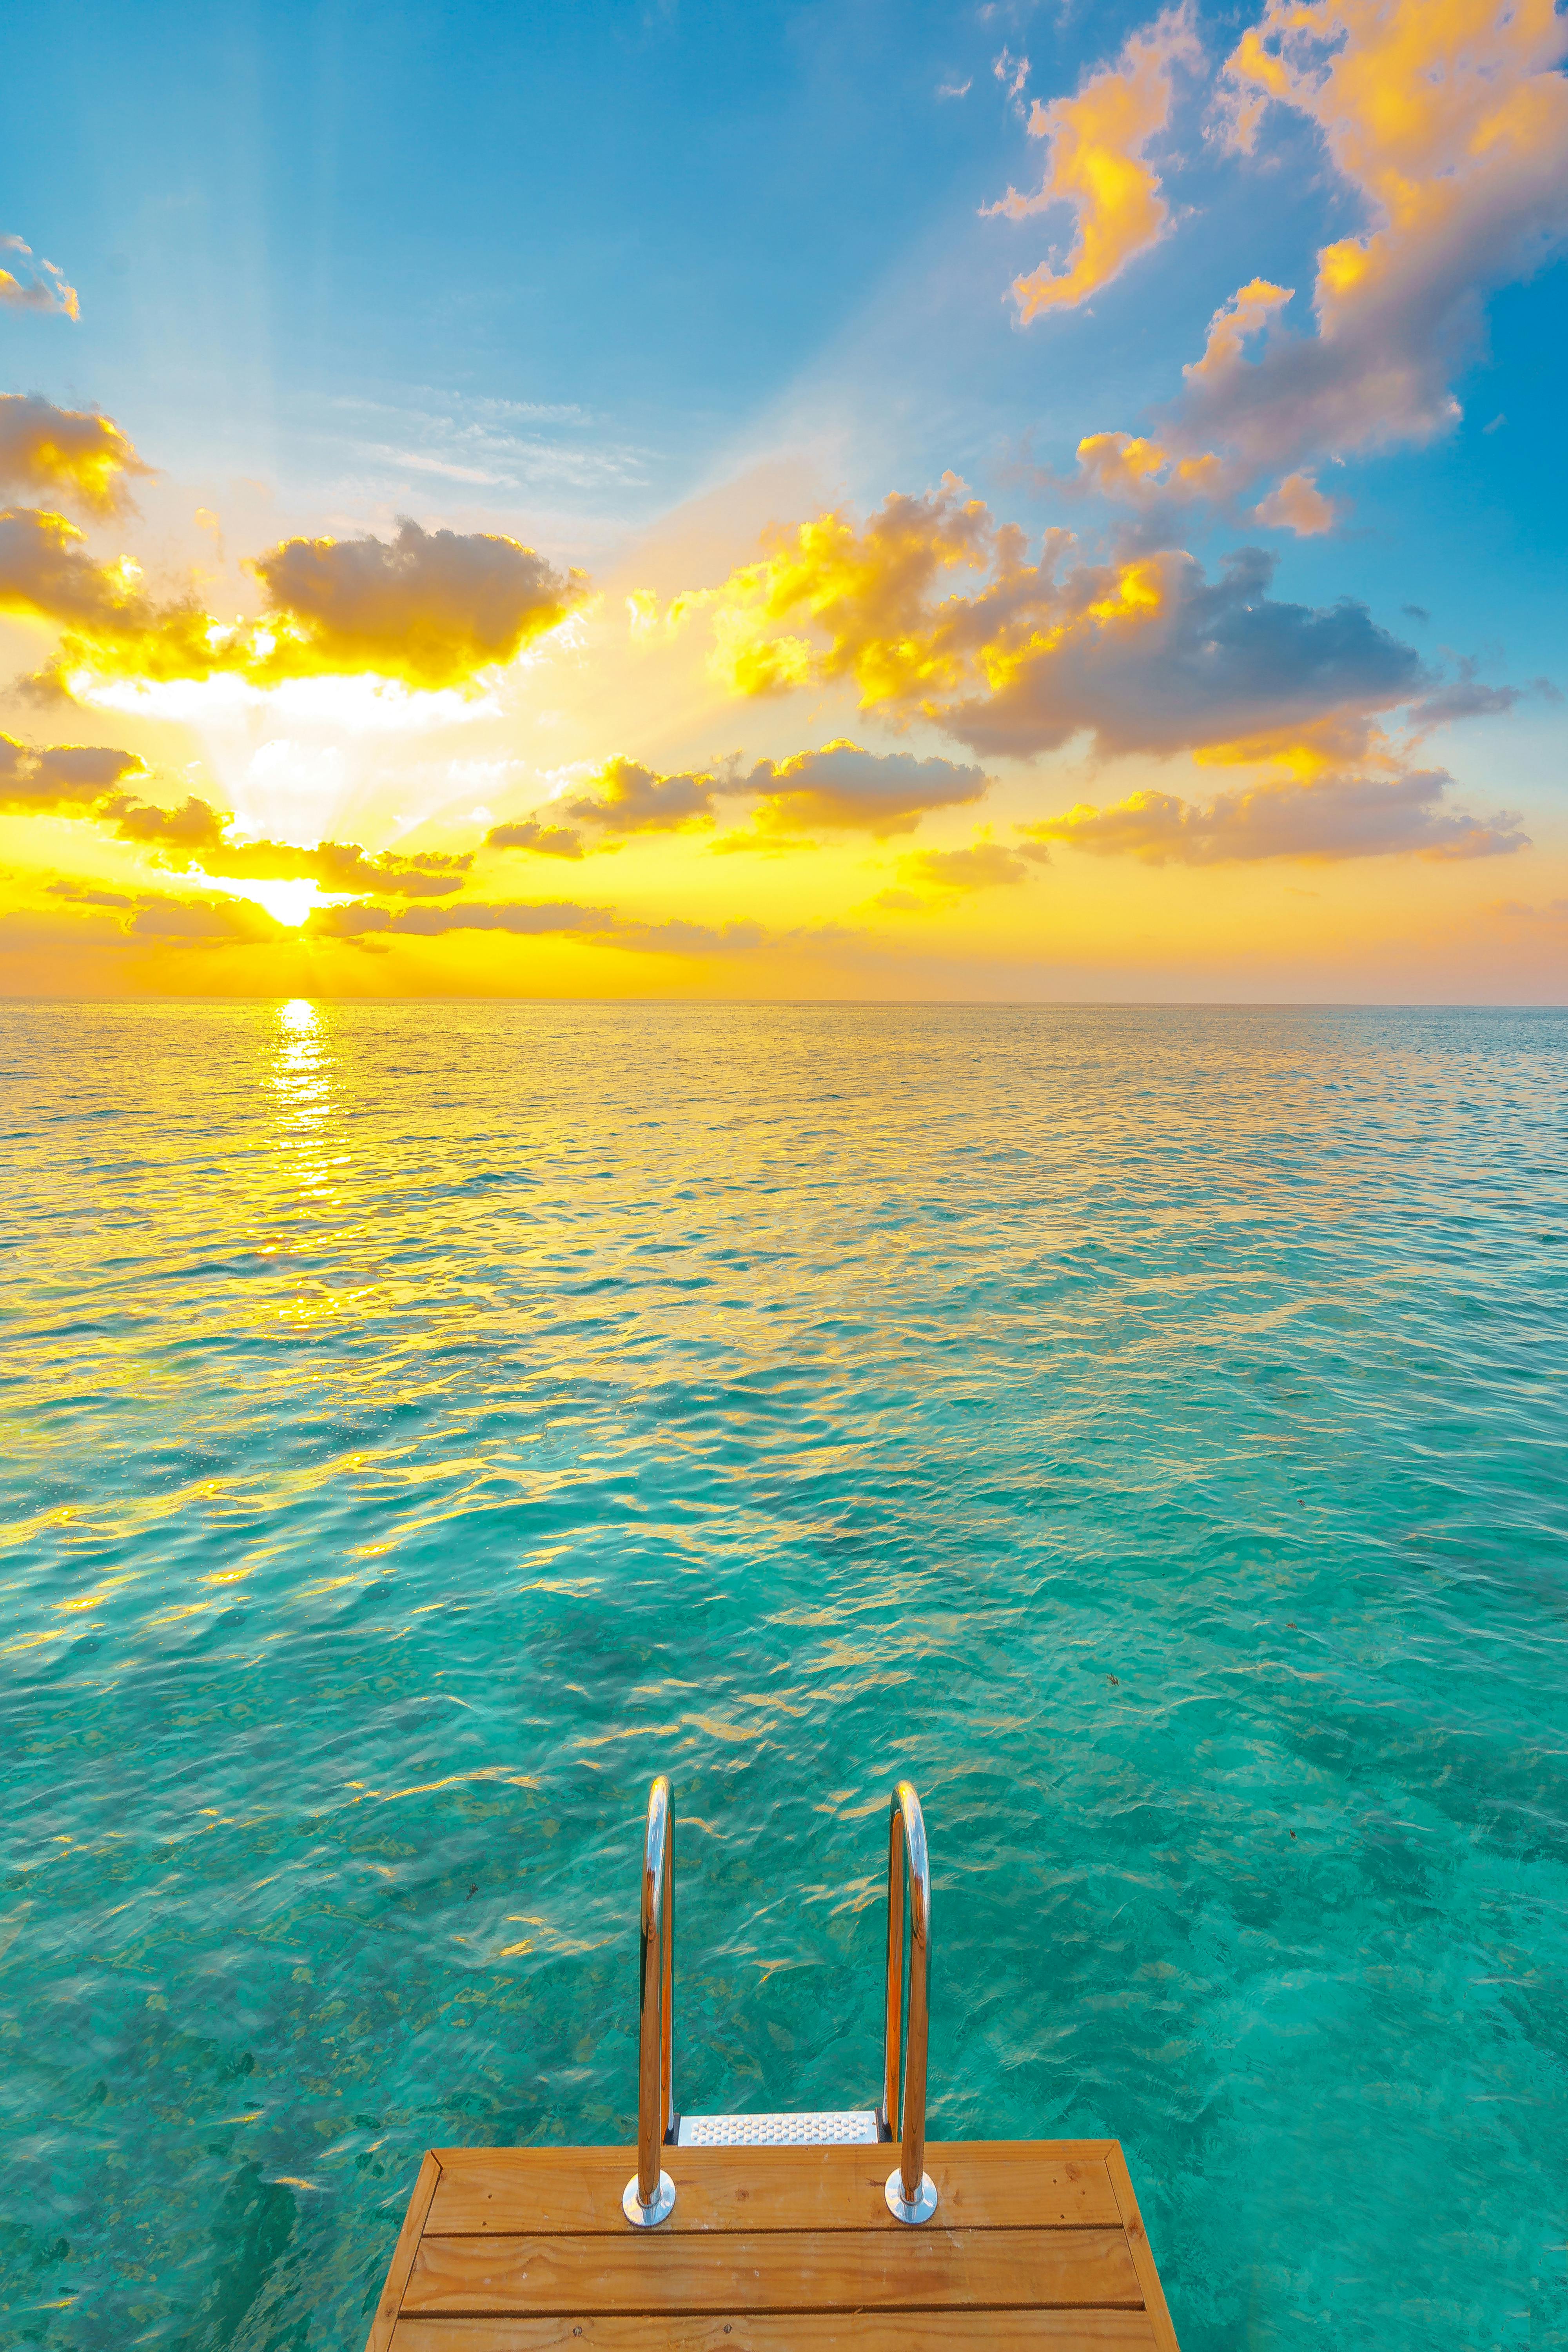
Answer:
[675,2109,881,2146]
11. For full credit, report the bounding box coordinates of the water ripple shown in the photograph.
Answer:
[1,1002,1565,2350]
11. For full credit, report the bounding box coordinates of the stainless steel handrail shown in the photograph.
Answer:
[621,1775,676,2226]
[879,1779,938,2223]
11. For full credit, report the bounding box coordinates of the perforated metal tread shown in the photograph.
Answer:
[675,2109,881,2147]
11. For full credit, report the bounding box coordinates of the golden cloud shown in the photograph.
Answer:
[35,880,285,944]
[560,755,720,834]
[310,898,765,957]
[1250,471,1338,535]
[0,745,473,897]
[247,517,588,690]
[0,396,153,518]
[672,475,993,705]
[1026,766,1528,863]
[745,743,989,837]
[0,507,217,679]
[485,742,990,853]
[0,732,147,810]
[0,506,587,693]
[98,793,475,895]
[0,237,79,321]
[900,839,1052,892]
[1074,432,1227,505]
[1191,0,1568,465]
[984,7,1199,319]
[1182,278,1294,389]
[685,484,1426,758]
[485,817,587,858]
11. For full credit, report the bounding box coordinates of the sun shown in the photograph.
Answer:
[187,870,355,928]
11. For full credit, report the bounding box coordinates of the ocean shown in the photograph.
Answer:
[3,1000,1564,2350]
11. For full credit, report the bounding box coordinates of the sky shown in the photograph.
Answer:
[2,0,1566,1001]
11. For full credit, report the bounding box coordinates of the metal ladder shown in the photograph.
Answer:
[621,1777,937,2229]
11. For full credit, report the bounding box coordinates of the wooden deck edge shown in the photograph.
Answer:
[389,2320,1162,2350]
[367,2149,444,2352]
[1103,2145,1179,2352]
[429,2140,1124,2165]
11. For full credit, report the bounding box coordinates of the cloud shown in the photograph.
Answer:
[0,506,218,677]
[1250,470,1338,535]
[900,839,1052,892]
[248,517,588,689]
[96,791,226,849]
[485,817,586,858]
[1067,425,1339,541]
[0,732,146,811]
[0,750,474,897]
[1073,432,1226,505]
[1026,766,1527,864]
[1184,0,1568,470]
[984,8,1199,320]
[98,792,474,895]
[0,238,80,320]
[0,507,587,693]
[560,755,720,834]
[688,481,1426,759]
[486,742,989,855]
[309,897,764,956]
[1063,432,1338,541]
[744,743,989,837]
[26,879,284,944]
[0,396,152,518]
[120,893,281,940]
[1407,662,1560,730]
[673,475,994,701]
[937,77,972,100]
[1182,277,1294,387]
[993,50,1030,109]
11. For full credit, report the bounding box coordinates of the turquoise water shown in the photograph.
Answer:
[2,1001,1565,2350]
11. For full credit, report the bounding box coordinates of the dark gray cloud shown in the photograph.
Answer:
[699,483,1432,762]
[940,548,1426,759]
[1408,665,1561,730]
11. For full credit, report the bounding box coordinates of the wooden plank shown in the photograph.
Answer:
[427,2143,1120,2236]
[366,2149,443,2352]
[392,2312,1158,2351]
[1103,2147,1180,2352]
[401,2226,1143,2318]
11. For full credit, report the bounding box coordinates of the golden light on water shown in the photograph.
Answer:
[271,997,336,1215]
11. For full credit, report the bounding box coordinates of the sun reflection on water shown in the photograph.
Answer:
[270,999,337,1212]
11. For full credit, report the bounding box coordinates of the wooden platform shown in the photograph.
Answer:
[365,2139,1181,2351]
